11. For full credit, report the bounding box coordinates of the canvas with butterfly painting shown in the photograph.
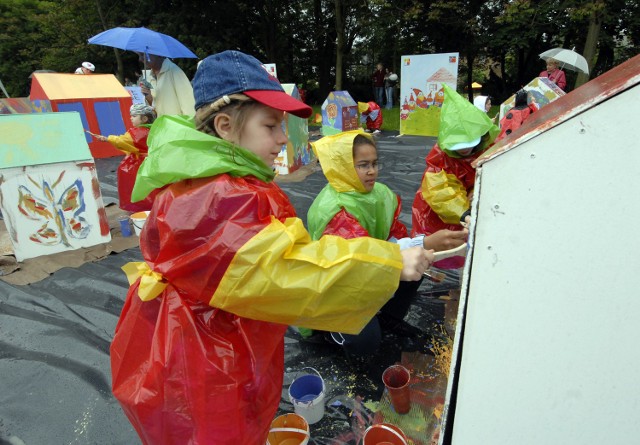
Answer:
[1,162,111,262]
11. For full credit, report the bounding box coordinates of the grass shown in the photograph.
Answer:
[308,105,402,132]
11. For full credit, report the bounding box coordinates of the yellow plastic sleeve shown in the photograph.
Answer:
[107,132,140,155]
[421,170,469,224]
[210,217,402,334]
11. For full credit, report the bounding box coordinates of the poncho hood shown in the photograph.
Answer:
[439,84,499,158]
[132,115,275,201]
[311,130,373,193]
[308,130,397,240]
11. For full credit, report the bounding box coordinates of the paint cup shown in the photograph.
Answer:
[117,215,132,237]
[266,413,310,445]
[288,367,325,425]
[382,364,411,414]
[362,423,409,445]
[130,211,149,236]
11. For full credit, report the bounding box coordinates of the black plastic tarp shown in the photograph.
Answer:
[0,132,459,444]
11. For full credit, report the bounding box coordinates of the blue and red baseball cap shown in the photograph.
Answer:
[192,50,311,118]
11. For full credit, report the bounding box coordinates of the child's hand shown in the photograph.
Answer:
[399,246,434,281]
[423,229,467,252]
[86,130,107,142]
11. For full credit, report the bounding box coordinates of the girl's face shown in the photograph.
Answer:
[130,114,146,127]
[353,142,379,192]
[485,99,492,112]
[236,105,288,166]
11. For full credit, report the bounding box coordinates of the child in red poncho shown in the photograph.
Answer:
[358,101,383,132]
[110,50,433,445]
[412,84,499,269]
[93,104,159,212]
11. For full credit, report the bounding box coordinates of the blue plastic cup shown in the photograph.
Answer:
[118,215,132,237]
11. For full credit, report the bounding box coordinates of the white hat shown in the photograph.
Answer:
[82,62,95,72]
[473,95,489,111]
[388,73,398,81]
[74,67,84,74]
[448,137,481,151]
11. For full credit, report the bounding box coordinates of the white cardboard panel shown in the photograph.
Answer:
[450,85,640,444]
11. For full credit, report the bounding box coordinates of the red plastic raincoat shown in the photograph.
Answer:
[108,125,160,212]
[111,116,405,445]
[359,101,383,131]
[411,84,498,268]
[495,105,536,142]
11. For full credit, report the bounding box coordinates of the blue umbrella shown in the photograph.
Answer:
[88,27,197,59]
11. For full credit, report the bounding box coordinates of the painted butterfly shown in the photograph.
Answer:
[17,171,90,246]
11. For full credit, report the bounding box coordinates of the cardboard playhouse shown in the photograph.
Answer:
[321,91,359,136]
[439,54,640,445]
[273,84,314,175]
[0,112,111,262]
[29,73,133,158]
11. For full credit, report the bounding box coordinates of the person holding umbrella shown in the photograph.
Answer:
[88,26,197,117]
[540,58,567,91]
[138,52,195,117]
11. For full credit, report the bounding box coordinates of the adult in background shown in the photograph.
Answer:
[540,58,566,91]
[371,62,386,106]
[80,62,95,74]
[384,70,398,109]
[138,53,195,117]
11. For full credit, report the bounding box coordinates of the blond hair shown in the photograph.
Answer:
[194,94,260,139]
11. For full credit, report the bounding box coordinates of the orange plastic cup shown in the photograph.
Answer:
[362,423,409,445]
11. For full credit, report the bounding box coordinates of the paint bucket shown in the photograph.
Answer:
[382,364,411,414]
[266,413,310,445]
[288,367,325,425]
[362,423,409,445]
[130,211,150,236]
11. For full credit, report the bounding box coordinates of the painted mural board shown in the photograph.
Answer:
[498,76,565,120]
[400,53,459,136]
[29,73,132,158]
[0,112,111,261]
[0,112,92,169]
[0,97,52,114]
[321,91,359,136]
[274,84,314,175]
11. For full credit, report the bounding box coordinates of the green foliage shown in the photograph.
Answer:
[0,0,637,102]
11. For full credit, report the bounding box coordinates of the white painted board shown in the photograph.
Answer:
[449,84,640,444]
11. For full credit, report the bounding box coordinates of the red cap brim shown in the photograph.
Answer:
[244,90,312,118]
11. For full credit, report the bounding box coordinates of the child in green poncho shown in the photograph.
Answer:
[303,130,467,362]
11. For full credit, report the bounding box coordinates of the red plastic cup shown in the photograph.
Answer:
[382,364,411,414]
